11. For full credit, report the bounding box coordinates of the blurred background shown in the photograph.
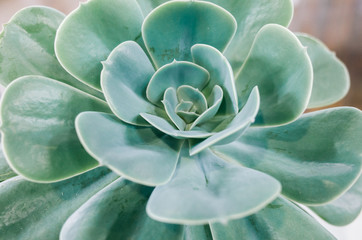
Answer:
[0,0,361,239]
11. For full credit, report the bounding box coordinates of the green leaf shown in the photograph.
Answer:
[55,0,144,90]
[146,61,209,106]
[191,44,238,115]
[142,0,237,68]
[309,175,362,226]
[101,41,160,126]
[0,76,110,182]
[135,0,168,17]
[177,85,208,114]
[0,133,16,182]
[0,167,119,240]
[296,33,350,109]
[163,88,186,130]
[189,85,223,130]
[60,177,212,240]
[210,197,335,240]
[210,0,293,73]
[75,112,181,186]
[0,7,102,99]
[140,112,213,139]
[212,107,362,205]
[190,87,260,156]
[235,24,313,127]
[146,145,280,225]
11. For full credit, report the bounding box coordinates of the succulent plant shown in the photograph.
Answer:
[0,0,361,239]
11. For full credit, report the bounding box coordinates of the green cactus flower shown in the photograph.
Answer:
[0,0,361,239]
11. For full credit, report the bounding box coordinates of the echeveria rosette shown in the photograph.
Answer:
[0,0,361,239]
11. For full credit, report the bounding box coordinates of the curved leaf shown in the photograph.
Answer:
[177,85,208,114]
[147,146,280,225]
[235,24,313,127]
[297,33,350,109]
[76,112,182,186]
[0,76,110,182]
[101,41,160,126]
[0,6,102,98]
[60,177,212,240]
[55,0,144,90]
[191,44,238,115]
[0,167,118,240]
[190,87,260,156]
[163,88,186,130]
[136,0,168,17]
[140,112,213,139]
[212,107,362,205]
[142,0,237,68]
[0,134,16,182]
[146,61,209,106]
[309,175,362,226]
[210,197,335,240]
[210,0,293,73]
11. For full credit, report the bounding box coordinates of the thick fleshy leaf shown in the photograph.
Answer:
[297,33,350,109]
[60,177,212,240]
[189,85,223,130]
[235,24,312,126]
[146,61,209,106]
[147,146,281,225]
[0,134,16,182]
[210,0,293,73]
[163,88,186,130]
[212,107,362,205]
[55,0,144,90]
[0,167,119,240]
[210,197,335,240]
[0,7,102,98]
[101,41,159,126]
[142,0,237,68]
[190,87,260,156]
[140,113,212,139]
[309,175,362,226]
[0,76,110,182]
[177,85,207,114]
[76,112,181,186]
[176,100,193,112]
[136,0,168,16]
[191,44,238,115]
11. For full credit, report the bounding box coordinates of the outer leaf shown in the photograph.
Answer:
[146,61,209,106]
[75,112,181,186]
[142,0,237,68]
[0,167,119,240]
[235,24,313,127]
[0,7,101,98]
[191,44,238,115]
[55,0,144,90]
[147,146,281,225]
[101,41,160,126]
[309,175,362,226]
[60,177,212,240]
[297,33,350,108]
[212,107,362,205]
[190,87,260,156]
[0,134,16,181]
[210,0,293,73]
[210,197,335,240]
[140,112,213,139]
[0,76,110,182]
[136,0,168,17]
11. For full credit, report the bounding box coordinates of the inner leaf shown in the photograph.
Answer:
[176,85,208,114]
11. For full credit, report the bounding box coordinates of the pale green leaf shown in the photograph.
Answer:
[0,6,102,98]
[55,0,144,90]
[163,88,186,130]
[0,133,16,182]
[297,33,350,109]
[0,167,118,240]
[147,146,280,225]
[0,76,110,182]
[235,24,312,126]
[212,107,362,205]
[177,85,208,114]
[142,0,237,68]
